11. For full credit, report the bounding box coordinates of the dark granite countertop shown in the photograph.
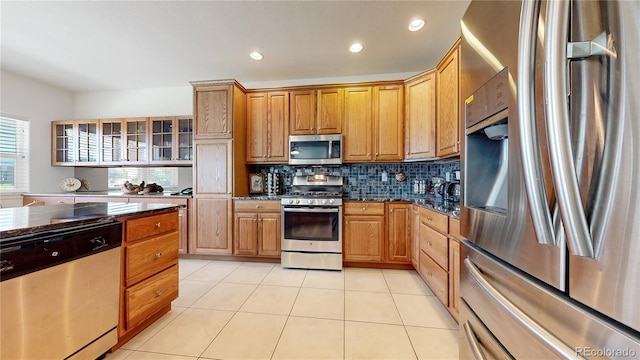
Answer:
[0,202,181,239]
[343,196,460,217]
[24,191,192,199]
[233,195,460,218]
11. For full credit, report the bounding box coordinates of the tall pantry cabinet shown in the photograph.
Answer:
[191,80,248,255]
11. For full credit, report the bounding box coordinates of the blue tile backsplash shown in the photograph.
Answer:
[251,159,460,199]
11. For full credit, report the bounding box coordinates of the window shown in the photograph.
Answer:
[107,167,178,189]
[0,116,29,193]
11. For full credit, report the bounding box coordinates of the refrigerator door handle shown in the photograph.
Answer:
[567,32,611,59]
[462,322,488,360]
[544,0,594,258]
[517,0,556,247]
[464,259,582,359]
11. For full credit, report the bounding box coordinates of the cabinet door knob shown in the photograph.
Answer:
[155,222,161,228]
[362,207,366,211]
[155,252,162,258]
[155,289,164,297]
[390,209,394,213]
[427,216,432,221]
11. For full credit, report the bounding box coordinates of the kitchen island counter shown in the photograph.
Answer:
[0,202,180,239]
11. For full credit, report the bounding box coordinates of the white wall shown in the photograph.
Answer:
[0,70,75,204]
[74,86,193,118]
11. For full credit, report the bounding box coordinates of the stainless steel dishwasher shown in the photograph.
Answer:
[0,221,122,360]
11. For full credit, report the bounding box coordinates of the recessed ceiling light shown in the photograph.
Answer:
[408,19,425,32]
[349,43,363,53]
[250,52,263,60]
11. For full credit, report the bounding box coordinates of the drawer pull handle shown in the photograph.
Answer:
[362,207,366,211]
[155,289,164,297]
[155,222,161,228]
[155,252,162,258]
[427,241,432,246]
[427,216,432,221]
[255,205,260,208]
[427,272,432,277]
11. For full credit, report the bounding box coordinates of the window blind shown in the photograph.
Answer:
[0,116,29,193]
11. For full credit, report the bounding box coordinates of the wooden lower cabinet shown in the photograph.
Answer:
[115,209,179,349]
[233,200,281,257]
[191,197,232,255]
[416,207,450,308]
[448,218,461,321]
[418,249,448,304]
[343,201,411,265]
[410,205,420,268]
[128,197,190,254]
[343,214,385,262]
[387,203,411,263]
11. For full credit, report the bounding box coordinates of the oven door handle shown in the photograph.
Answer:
[283,207,340,213]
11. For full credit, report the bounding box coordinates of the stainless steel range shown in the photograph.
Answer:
[281,174,343,270]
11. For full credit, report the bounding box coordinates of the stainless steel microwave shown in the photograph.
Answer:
[288,134,342,165]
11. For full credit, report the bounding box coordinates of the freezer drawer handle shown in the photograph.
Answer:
[464,258,582,359]
[462,322,488,360]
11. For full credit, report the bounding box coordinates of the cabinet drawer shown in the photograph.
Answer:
[344,202,385,215]
[419,207,448,234]
[125,265,178,330]
[419,250,448,306]
[126,211,179,242]
[126,231,179,286]
[420,224,449,270]
[234,200,280,212]
[449,217,461,240]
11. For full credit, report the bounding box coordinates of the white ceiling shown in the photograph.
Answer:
[1,1,470,93]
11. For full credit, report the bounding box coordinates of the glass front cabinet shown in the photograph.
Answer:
[52,116,192,166]
[51,120,99,166]
[149,116,193,165]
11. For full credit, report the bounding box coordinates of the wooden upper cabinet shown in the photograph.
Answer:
[405,70,437,160]
[267,92,289,162]
[437,40,461,157]
[343,83,404,163]
[246,91,289,163]
[194,84,233,139]
[290,88,343,135]
[316,88,343,134]
[374,84,404,162]
[343,87,373,162]
[289,90,317,135]
[246,93,269,161]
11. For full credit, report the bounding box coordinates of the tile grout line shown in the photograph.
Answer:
[382,271,420,360]
[269,267,309,360]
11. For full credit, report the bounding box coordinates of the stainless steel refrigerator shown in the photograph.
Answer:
[459,0,640,358]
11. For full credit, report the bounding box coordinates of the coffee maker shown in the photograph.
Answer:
[443,170,461,202]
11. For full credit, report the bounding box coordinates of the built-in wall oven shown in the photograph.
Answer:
[281,174,343,270]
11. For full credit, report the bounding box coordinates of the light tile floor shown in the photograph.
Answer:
[109,258,459,360]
